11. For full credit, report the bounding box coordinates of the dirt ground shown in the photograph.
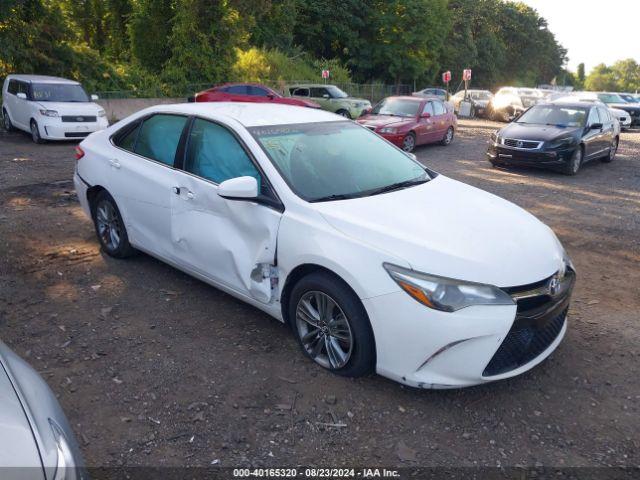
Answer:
[0,119,638,470]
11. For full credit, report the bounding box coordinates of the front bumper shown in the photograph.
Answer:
[377,132,406,148]
[363,272,573,388]
[486,143,576,169]
[38,117,109,140]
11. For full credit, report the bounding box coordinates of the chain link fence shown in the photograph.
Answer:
[95,81,415,104]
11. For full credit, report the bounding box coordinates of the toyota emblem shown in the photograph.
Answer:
[516,140,524,148]
[548,276,561,296]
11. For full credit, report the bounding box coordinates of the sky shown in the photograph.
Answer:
[518,0,639,72]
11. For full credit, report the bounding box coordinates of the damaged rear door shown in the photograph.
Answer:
[170,117,282,304]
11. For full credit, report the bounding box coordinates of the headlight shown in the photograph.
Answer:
[39,109,58,117]
[384,263,514,312]
[548,136,576,148]
[97,109,106,117]
[49,419,80,480]
[490,131,500,143]
[379,127,397,134]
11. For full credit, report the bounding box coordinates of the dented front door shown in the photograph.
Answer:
[170,170,281,304]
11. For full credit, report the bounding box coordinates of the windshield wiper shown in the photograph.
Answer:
[367,178,429,196]
[310,193,358,203]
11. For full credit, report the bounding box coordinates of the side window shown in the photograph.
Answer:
[249,86,269,97]
[598,107,610,123]
[114,122,141,152]
[135,114,188,166]
[433,101,446,115]
[293,88,309,97]
[227,85,248,95]
[185,118,261,188]
[422,102,435,116]
[7,80,18,95]
[310,87,329,98]
[587,107,600,126]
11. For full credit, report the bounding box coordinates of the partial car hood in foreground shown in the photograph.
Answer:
[501,122,582,142]
[0,362,43,474]
[313,175,562,288]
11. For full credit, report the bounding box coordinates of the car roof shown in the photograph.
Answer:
[6,74,80,85]
[390,95,429,102]
[142,102,342,127]
[216,82,273,88]
[287,84,336,88]
[544,100,595,108]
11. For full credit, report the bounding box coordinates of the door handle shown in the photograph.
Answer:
[109,159,121,169]
[186,191,195,200]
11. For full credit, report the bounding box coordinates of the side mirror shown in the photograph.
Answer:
[218,176,258,200]
[590,122,603,130]
[16,92,27,100]
[91,94,99,101]
[421,112,431,119]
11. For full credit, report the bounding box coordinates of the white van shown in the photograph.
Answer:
[2,75,109,143]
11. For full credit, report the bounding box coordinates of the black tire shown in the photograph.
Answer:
[91,190,136,258]
[2,108,14,132]
[30,120,45,144]
[289,271,375,377]
[401,132,416,152]
[562,146,583,175]
[441,126,454,146]
[336,109,351,119]
[601,137,618,163]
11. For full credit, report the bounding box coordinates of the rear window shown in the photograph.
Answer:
[134,114,188,166]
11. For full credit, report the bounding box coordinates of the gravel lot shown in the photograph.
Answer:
[0,119,638,470]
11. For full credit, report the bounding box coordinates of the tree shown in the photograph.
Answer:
[129,0,174,73]
[584,64,617,91]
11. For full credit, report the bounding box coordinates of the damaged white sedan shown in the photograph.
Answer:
[74,102,575,388]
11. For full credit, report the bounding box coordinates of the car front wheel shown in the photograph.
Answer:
[402,132,416,152]
[30,120,44,144]
[441,126,454,146]
[289,271,375,377]
[2,109,14,131]
[563,146,583,175]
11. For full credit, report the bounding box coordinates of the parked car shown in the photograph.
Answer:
[450,90,493,118]
[2,74,108,143]
[0,340,86,478]
[412,87,448,101]
[74,102,574,388]
[356,96,456,152]
[488,87,544,122]
[555,96,631,130]
[487,101,619,175]
[588,92,640,126]
[193,83,321,109]
[286,84,371,119]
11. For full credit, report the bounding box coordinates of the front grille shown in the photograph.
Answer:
[483,269,575,377]
[502,138,542,149]
[61,115,97,123]
[483,308,567,376]
[64,132,90,138]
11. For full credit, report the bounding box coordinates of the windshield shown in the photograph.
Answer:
[31,83,90,102]
[327,86,348,98]
[516,105,587,127]
[597,93,625,104]
[249,121,429,202]
[371,98,421,117]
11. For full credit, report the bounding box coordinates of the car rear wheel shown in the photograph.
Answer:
[601,137,618,163]
[92,190,136,258]
[289,271,375,377]
[2,109,14,132]
[563,146,583,175]
[336,109,351,119]
[402,132,416,152]
[441,126,454,146]
[30,120,44,144]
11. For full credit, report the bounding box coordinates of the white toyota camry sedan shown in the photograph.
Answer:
[73,102,575,388]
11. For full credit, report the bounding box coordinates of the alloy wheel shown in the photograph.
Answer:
[31,122,39,142]
[3,111,11,131]
[571,148,582,174]
[96,200,123,251]
[609,138,618,161]
[444,127,454,145]
[402,134,415,152]
[295,291,353,370]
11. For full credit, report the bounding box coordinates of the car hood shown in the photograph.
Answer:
[608,103,640,112]
[313,175,562,288]
[0,361,44,473]
[500,122,582,142]
[34,101,103,115]
[357,115,415,128]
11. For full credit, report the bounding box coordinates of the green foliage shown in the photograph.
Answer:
[585,60,640,92]
[128,0,173,73]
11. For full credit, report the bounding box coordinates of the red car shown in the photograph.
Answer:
[193,83,321,109]
[357,96,457,152]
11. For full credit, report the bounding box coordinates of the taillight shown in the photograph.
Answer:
[75,145,85,161]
